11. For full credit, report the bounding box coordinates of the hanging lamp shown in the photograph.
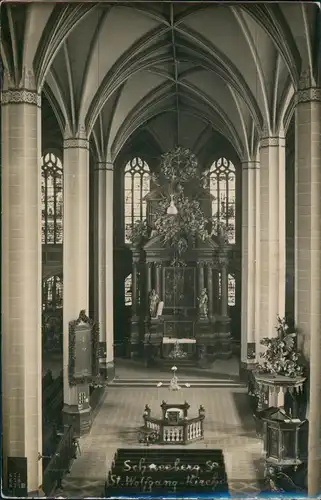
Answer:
[167,194,178,215]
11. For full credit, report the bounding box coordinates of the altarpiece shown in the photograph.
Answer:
[127,147,232,366]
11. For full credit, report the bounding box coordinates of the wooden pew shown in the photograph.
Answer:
[42,371,63,426]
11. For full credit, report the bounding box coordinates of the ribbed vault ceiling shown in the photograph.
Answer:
[2,2,320,161]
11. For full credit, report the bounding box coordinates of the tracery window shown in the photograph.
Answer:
[42,276,63,310]
[208,157,236,244]
[124,157,150,243]
[124,274,132,306]
[218,273,236,307]
[41,153,63,244]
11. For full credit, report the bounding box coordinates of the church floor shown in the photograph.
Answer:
[113,357,241,382]
[58,386,265,498]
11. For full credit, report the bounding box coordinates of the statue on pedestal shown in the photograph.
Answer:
[197,288,208,319]
[149,289,160,318]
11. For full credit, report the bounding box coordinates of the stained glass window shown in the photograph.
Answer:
[41,153,63,244]
[218,273,236,307]
[208,157,236,244]
[42,276,63,310]
[125,274,132,306]
[124,157,150,243]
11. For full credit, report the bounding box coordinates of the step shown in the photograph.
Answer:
[108,378,245,388]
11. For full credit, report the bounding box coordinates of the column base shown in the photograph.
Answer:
[28,488,46,497]
[62,404,92,438]
[99,360,108,379]
[106,361,115,381]
[239,361,258,383]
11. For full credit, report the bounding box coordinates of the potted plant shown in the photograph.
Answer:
[258,316,304,378]
[253,316,306,418]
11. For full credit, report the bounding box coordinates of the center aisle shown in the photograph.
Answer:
[59,386,264,498]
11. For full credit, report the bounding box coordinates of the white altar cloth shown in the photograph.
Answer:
[162,337,196,344]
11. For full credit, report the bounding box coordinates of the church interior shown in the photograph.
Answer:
[1,1,321,497]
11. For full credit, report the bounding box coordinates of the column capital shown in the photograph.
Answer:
[64,136,89,150]
[1,88,41,107]
[296,69,321,103]
[94,161,114,172]
[259,136,285,149]
[218,254,229,267]
[296,87,321,104]
[241,161,260,170]
[197,260,206,267]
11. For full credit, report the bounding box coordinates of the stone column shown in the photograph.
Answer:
[295,83,321,496]
[62,133,91,436]
[213,269,220,314]
[207,263,213,318]
[105,163,114,379]
[93,161,114,380]
[155,263,162,297]
[259,136,286,342]
[198,261,205,294]
[1,84,43,493]
[241,161,260,367]
[132,261,138,317]
[220,259,228,317]
[146,263,152,293]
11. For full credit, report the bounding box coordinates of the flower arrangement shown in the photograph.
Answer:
[259,316,304,377]
[125,146,233,254]
[154,195,209,255]
[168,341,188,359]
[125,219,150,247]
[160,146,199,182]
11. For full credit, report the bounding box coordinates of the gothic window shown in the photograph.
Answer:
[42,276,63,310]
[208,157,236,244]
[124,157,150,243]
[218,273,236,307]
[41,153,63,244]
[124,274,132,306]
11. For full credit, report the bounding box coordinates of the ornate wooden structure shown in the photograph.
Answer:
[129,235,232,364]
[138,401,205,445]
[259,406,308,492]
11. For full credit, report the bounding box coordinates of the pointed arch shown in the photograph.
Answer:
[124,156,150,243]
[41,152,63,244]
[208,157,236,244]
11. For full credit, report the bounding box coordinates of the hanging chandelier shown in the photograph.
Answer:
[167,194,178,215]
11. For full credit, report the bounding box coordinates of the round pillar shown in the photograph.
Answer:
[93,161,114,380]
[198,261,205,294]
[62,133,91,435]
[2,85,43,493]
[155,263,162,297]
[241,161,260,366]
[295,83,321,496]
[259,136,286,341]
[220,259,228,317]
[207,263,213,318]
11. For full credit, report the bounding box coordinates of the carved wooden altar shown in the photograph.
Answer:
[129,235,232,365]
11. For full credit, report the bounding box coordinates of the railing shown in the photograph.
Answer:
[145,418,161,434]
[42,425,78,496]
[186,417,204,441]
[143,415,204,445]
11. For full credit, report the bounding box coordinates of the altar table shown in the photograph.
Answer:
[162,337,196,344]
